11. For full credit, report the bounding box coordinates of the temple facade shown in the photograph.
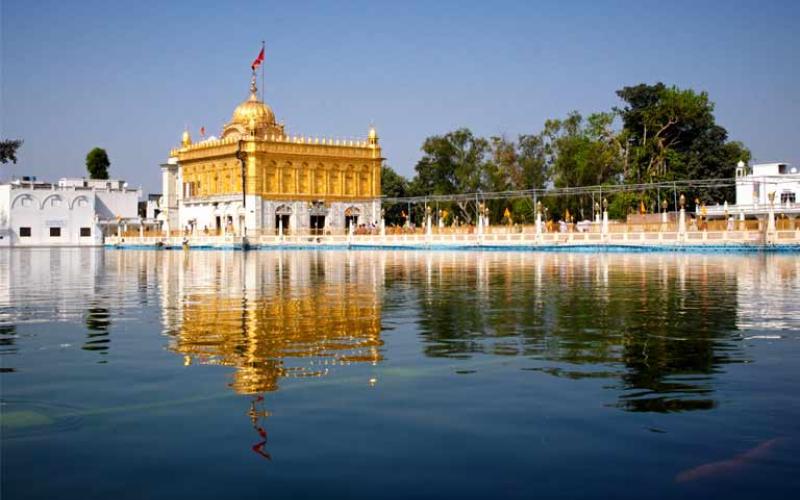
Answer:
[160,74,383,236]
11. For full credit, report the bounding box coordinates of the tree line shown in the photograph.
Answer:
[382,82,750,224]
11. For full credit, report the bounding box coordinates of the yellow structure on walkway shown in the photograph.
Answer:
[161,73,383,236]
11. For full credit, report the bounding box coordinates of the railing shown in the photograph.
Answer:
[104,219,800,248]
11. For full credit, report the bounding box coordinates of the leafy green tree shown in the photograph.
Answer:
[616,83,750,202]
[381,165,410,225]
[483,135,550,223]
[516,134,550,190]
[86,147,111,179]
[541,112,624,220]
[412,128,491,223]
[0,139,23,164]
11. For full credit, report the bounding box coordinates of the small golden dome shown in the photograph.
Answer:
[182,129,192,147]
[368,126,377,140]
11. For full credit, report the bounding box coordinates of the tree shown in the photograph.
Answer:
[516,134,549,190]
[0,139,23,164]
[615,83,750,202]
[86,147,111,179]
[541,112,624,219]
[412,128,491,223]
[380,165,410,226]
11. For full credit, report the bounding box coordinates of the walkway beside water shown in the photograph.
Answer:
[106,226,800,251]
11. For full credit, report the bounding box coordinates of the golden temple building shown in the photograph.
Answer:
[160,73,383,235]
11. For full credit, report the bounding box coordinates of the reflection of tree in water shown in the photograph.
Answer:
[0,324,17,373]
[399,255,745,413]
[83,305,111,357]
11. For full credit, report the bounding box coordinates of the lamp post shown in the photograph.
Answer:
[236,140,247,236]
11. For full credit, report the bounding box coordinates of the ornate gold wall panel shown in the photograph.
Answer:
[176,140,382,202]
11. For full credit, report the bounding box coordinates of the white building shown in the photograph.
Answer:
[0,177,141,247]
[735,161,800,207]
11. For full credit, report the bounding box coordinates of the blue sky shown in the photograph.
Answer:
[2,0,798,193]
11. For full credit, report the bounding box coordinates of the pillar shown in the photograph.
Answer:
[426,215,432,241]
[348,220,354,245]
[767,204,776,242]
[678,208,686,239]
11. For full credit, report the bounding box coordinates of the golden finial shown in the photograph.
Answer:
[249,72,258,100]
[181,128,192,147]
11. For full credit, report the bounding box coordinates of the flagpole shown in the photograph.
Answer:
[260,40,265,102]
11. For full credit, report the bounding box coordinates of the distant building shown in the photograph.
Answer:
[0,177,141,246]
[161,71,383,236]
[735,162,800,207]
[138,193,162,219]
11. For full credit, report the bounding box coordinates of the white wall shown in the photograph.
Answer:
[2,187,101,246]
[95,189,140,219]
[0,186,11,247]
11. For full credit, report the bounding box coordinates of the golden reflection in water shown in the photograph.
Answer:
[162,251,384,395]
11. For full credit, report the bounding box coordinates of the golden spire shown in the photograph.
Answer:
[368,124,378,147]
[249,72,258,101]
[182,128,192,147]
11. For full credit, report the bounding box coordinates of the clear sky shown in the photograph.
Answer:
[2,0,798,193]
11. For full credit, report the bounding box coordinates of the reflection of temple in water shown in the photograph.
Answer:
[159,251,384,394]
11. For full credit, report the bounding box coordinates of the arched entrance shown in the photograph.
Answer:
[308,201,327,235]
[344,206,360,230]
[275,205,292,235]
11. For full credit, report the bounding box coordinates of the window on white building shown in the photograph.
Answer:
[80,227,91,237]
[50,227,61,237]
[19,227,31,237]
[781,193,796,204]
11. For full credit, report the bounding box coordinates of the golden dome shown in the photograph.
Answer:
[368,126,377,140]
[222,74,284,140]
[231,93,276,128]
[181,129,192,147]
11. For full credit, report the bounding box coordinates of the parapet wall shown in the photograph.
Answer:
[105,228,800,251]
